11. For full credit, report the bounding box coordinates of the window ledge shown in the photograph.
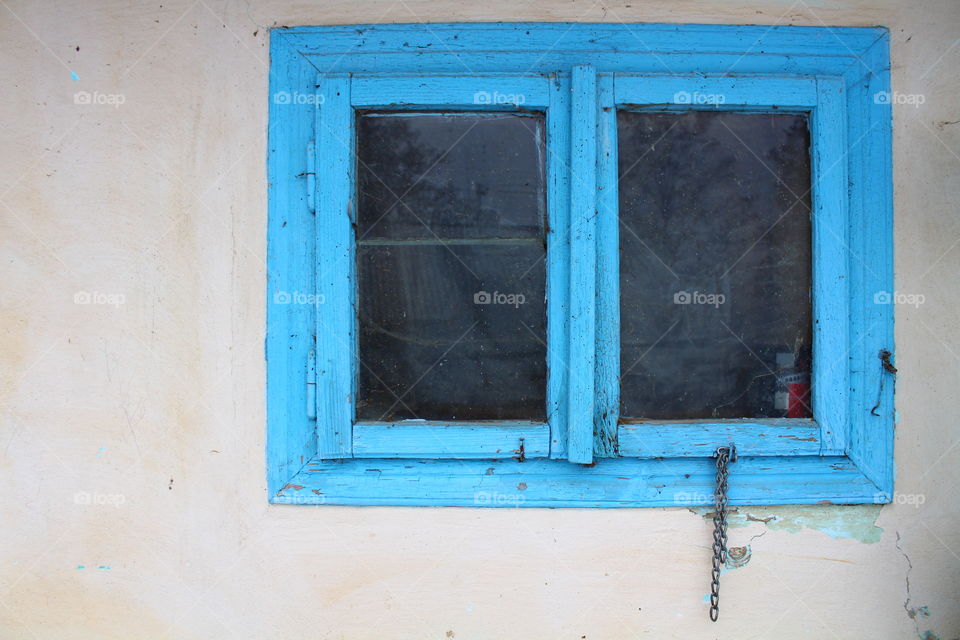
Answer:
[271,456,886,508]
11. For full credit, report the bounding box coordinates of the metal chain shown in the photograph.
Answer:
[709,445,736,622]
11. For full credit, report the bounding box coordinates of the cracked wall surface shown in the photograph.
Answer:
[1,1,959,638]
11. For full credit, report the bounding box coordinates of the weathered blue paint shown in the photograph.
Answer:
[266,34,318,494]
[273,456,882,507]
[695,504,885,543]
[810,75,851,455]
[266,23,894,506]
[844,35,895,497]
[286,23,884,76]
[305,349,316,420]
[611,75,852,459]
[305,141,315,214]
[350,74,551,108]
[614,74,820,108]
[618,420,820,457]
[593,72,619,457]
[353,422,549,459]
[546,75,572,459]
[308,72,570,460]
[314,74,354,459]
[567,65,598,465]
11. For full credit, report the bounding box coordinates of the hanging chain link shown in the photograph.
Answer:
[709,445,736,622]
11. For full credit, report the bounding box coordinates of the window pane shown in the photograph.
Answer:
[618,111,812,420]
[357,113,545,240]
[356,113,547,422]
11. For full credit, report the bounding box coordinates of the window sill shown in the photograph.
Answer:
[271,456,887,508]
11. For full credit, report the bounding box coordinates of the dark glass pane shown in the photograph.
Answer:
[357,113,546,239]
[356,113,547,422]
[618,111,812,420]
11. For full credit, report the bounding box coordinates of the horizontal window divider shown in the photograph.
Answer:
[290,24,883,77]
[357,109,545,117]
[351,74,551,108]
[307,54,865,78]
[356,420,545,426]
[618,418,818,425]
[613,73,820,107]
[358,238,544,246]
[349,72,556,79]
[618,419,820,457]
[272,455,883,507]
[352,421,549,459]
[614,104,811,115]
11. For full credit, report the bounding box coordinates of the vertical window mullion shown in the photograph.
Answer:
[567,65,599,464]
[594,72,620,457]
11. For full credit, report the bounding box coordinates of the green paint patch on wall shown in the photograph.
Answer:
[690,505,884,544]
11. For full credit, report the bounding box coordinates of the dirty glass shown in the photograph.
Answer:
[618,111,813,420]
[356,113,547,421]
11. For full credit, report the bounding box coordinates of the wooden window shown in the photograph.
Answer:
[267,23,894,506]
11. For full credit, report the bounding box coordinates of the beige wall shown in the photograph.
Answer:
[1,1,958,638]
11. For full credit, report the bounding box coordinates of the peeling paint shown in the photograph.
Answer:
[908,605,931,620]
[725,545,751,568]
[690,505,883,543]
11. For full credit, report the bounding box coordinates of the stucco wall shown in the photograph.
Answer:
[1,1,958,638]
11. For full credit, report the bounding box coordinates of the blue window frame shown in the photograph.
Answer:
[267,23,893,507]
